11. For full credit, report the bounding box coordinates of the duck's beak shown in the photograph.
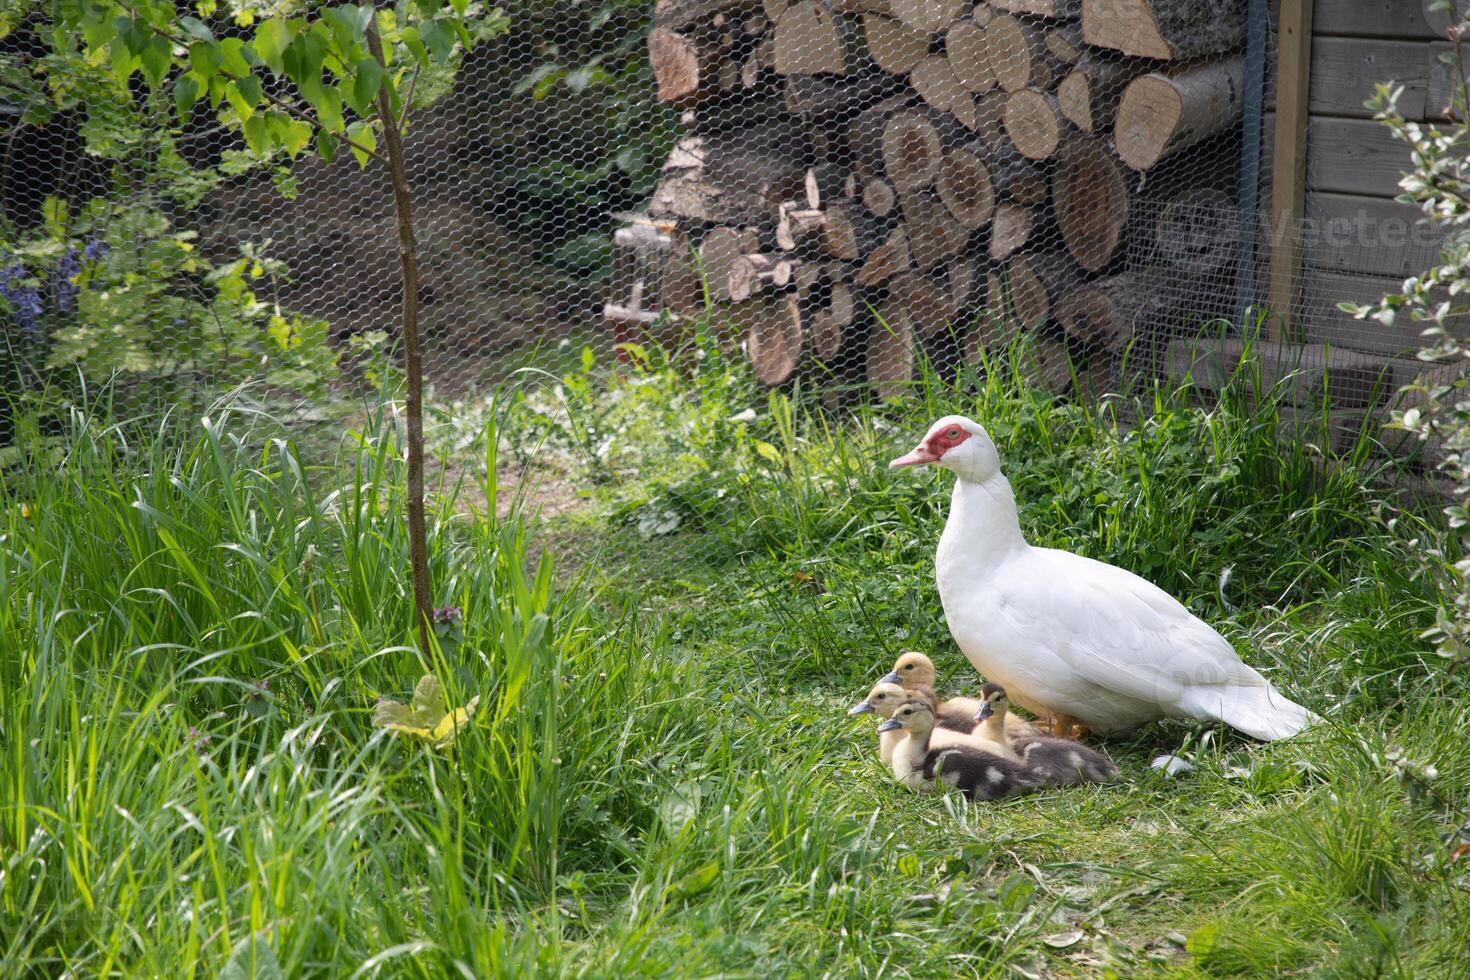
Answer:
[878,671,902,686]
[975,702,994,722]
[888,443,937,468]
[847,700,875,716]
[876,718,902,733]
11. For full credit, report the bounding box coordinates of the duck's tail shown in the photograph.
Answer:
[1181,683,1320,741]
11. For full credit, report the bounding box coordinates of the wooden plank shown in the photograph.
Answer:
[1426,41,1468,118]
[1266,115,1414,196]
[1304,37,1430,118]
[1269,0,1314,340]
[1310,0,1440,40]
[1299,268,1431,355]
[1303,191,1441,275]
[1164,334,1404,407]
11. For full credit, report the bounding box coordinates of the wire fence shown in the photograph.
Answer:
[0,1,1457,473]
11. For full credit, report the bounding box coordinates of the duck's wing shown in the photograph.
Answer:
[1029,548,1316,741]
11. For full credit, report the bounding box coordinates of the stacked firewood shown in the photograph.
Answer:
[605,0,1247,394]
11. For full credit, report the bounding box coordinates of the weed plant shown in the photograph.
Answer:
[3,335,1468,976]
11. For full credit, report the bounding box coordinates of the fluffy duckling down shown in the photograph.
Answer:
[878,699,1041,801]
[882,652,1040,747]
[848,681,983,767]
[975,684,1117,786]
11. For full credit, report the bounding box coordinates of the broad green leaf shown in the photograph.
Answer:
[242,112,271,155]
[189,41,221,80]
[270,114,312,158]
[399,26,428,66]
[752,440,783,465]
[224,80,255,121]
[349,56,385,114]
[315,129,338,162]
[669,862,720,899]
[179,16,213,41]
[419,20,452,61]
[218,935,284,980]
[251,18,292,74]
[346,118,376,167]
[234,73,262,107]
[374,674,479,747]
[41,197,68,238]
[658,781,701,836]
[140,36,172,88]
[217,37,250,76]
[173,72,202,120]
[299,77,343,133]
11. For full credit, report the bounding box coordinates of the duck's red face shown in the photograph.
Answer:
[889,422,972,468]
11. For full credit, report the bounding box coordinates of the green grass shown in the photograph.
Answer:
[4,338,1470,977]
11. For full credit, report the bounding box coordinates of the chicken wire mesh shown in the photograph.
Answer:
[0,1,1458,470]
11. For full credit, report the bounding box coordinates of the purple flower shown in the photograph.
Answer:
[82,239,109,263]
[1,259,42,338]
[432,605,462,624]
[54,248,80,314]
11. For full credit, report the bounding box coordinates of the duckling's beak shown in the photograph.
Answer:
[876,717,903,733]
[975,702,994,721]
[847,700,875,716]
[888,443,937,469]
[878,671,902,685]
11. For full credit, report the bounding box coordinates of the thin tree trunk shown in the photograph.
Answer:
[370,25,433,653]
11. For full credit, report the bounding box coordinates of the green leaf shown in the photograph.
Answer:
[668,861,720,899]
[218,934,285,980]
[270,114,312,158]
[217,37,251,76]
[179,16,214,41]
[895,853,920,877]
[322,4,372,54]
[419,21,452,62]
[235,73,262,107]
[140,36,172,88]
[190,41,222,81]
[1186,922,1222,959]
[752,440,783,465]
[41,197,68,239]
[657,781,701,836]
[299,78,343,133]
[315,129,338,162]
[350,57,385,114]
[399,26,428,66]
[242,112,272,155]
[173,72,202,120]
[251,18,292,75]
[224,80,255,121]
[346,120,376,167]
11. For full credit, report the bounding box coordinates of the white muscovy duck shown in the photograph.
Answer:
[889,415,1317,741]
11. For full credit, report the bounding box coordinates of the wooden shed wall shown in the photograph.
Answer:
[1291,0,1459,355]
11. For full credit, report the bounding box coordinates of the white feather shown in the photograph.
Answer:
[910,415,1318,741]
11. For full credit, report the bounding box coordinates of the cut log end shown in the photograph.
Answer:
[1053,137,1130,273]
[1003,89,1062,161]
[746,292,805,383]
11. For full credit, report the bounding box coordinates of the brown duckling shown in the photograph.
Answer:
[975,683,1117,785]
[878,698,1042,801]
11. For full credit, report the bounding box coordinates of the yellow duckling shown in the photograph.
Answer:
[877,699,1042,800]
[974,683,1117,785]
[880,652,1041,745]
[848,681,984,767]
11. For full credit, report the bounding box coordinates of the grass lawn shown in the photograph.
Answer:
[4,337,1470,977]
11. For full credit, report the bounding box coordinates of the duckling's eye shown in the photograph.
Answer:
[903,664,913,671]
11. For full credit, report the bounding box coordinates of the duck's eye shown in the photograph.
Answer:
[947,427,960,438]
[903,664,913,671]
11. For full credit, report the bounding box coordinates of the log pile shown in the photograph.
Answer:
[605,0,1249,395]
